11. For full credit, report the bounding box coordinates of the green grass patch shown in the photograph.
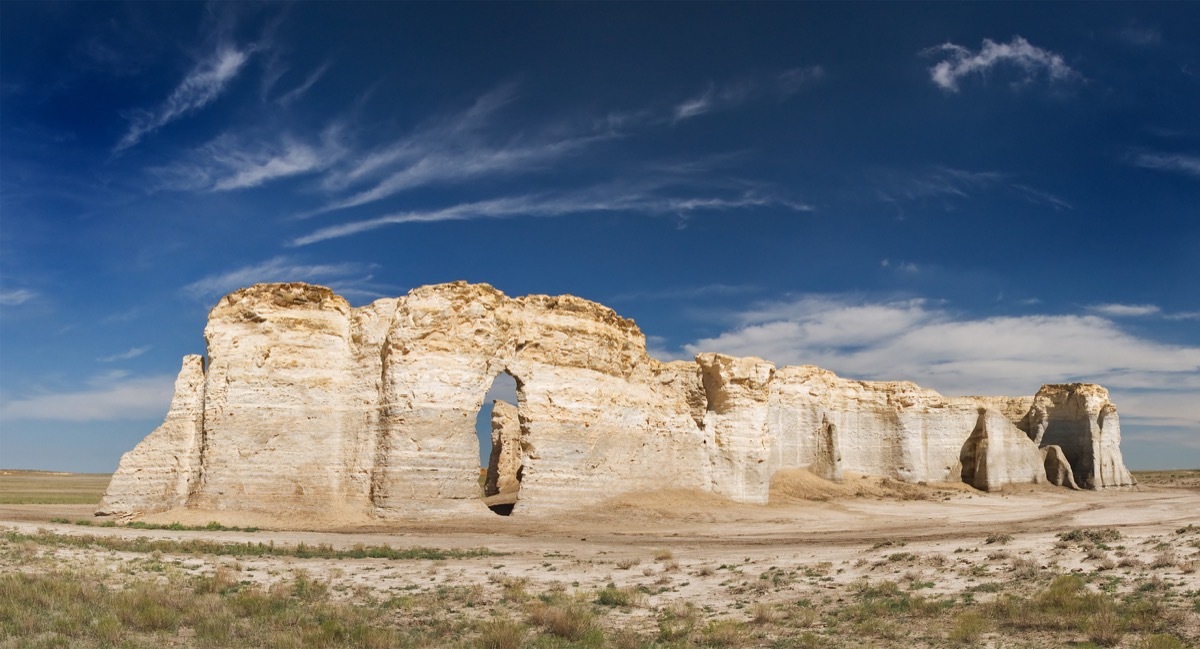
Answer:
[4,529,499,561]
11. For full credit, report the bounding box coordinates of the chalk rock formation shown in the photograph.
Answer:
[1041,445,1080,490]
[485,401,523,497]
[1028,385,1136,489]
[97,355,205,515]
[959,409,1047,492]
[99,282,1138,521]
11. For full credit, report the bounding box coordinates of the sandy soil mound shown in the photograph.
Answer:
[768,468,974,504]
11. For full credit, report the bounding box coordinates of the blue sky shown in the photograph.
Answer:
[1,3,1197,473]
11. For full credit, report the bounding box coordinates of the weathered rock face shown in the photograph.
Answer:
[97,355,205,515]
[1029,384,1137,489]
[1041,445,1080,490]
[485,400,523,497]
[959,409,1047,492]
[100,282,1138,520]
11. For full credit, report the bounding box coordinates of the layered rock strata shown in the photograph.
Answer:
[99,282,1136,520]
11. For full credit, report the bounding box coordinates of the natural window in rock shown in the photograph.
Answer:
[475,371,522,515]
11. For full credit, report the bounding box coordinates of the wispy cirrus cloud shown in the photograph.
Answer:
[115,46,251,152]
[291,187,811,246]
[875,166,1003,202]
[314,134,609,215]
[1131,151,1200,178]
[873,166,1072,211]
[275,61,331,107]
[927,36,1076,93]
[0,288,37,306]
[182,256,377,300]
[673,66,823,122]
[149,128,343,192]
[97,346,151,363]
[1087,303,1161,317]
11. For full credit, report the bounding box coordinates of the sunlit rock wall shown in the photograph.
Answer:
[99,282,1137,520]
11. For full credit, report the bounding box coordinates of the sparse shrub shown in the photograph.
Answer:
[1059,528,1122,544]
[986,533,1013,545]
[1086,607,1124,647]
[654,548,674,561]
[616,558,640,570]
[700,619,749,647]
[527,601,594,640]
[1140,634,1187,649]
[657,601,698,641]
[749,601,777,624]
[948,610,988,644]
[476,618,528,649]
[596,585,642,607]
[1011,557,1040,580]
[696,565,715,576]
[1151,550,1177,569]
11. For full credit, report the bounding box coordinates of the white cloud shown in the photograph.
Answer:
[150,130,340,192]
[211,142,322,190]
[1087,303,1161,317]
[673,67,823,122]
[679,295,1200,430]
[97,346,151,363]
[182,256,375,299]
[876,166,1004,202]
[1,374,174,422]
[927,36,1076,92]
[115,46,250,152]
[881,259,919,273]
[1131,152,1200,179]
[275,61,331,107]
[318,134,606,214]
[318,84,519,193]
[291,187,810,246]
[0,288,37,306]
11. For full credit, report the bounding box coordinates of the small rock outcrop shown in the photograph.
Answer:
[1028,385,1136,489]
[959,409,1047,492]
[99,282,1139,521]
[1041,445,1080,490]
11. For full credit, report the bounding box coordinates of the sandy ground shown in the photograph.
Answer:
[4,474,1199,643]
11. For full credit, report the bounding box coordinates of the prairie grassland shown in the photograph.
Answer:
[3,522,1198,648]
[0,469,110,504]
[1131,469,1200,489]
[2,470,1198,647]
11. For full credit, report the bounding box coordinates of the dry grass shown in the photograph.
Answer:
[5,528,497,561]
[0,470,111,504]
[3,469,1199,648]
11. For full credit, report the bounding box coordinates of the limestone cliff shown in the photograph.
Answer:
[1028,384,1137,489]
[99,282,1138,520]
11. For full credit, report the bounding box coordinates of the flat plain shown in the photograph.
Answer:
[2,470,1198,648]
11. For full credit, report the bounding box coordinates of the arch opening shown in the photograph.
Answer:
[475,371,522,515]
